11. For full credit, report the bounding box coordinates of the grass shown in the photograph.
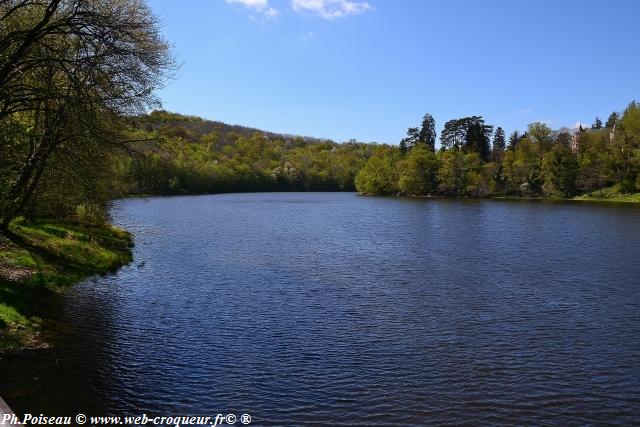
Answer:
[0,218,132,351]
[487,185,640,204]
[572,189,640,203]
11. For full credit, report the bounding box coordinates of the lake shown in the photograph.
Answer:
[1,193,640,425]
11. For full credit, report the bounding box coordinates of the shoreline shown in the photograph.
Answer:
[0,218,133,352]
[125,189,640,204]
[359,192,640,204]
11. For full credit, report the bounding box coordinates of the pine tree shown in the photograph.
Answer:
[592,117,603,129]
[605,112,619,128]
[418,113,436,150]
[508,131,520,151]
[465,116,493,161]
[399,139,408,154]
[440,118,468,150]
[405,127,420,149]
[492,127,506,160]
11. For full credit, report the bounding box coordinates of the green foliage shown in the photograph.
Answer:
[398,146,438,196]
[109,117,373,196]
[440,116,492,160]
[354,148,399,195]
[508,131,520,151]
[606,112,619,129]
[437,150,467,195]
[0,0,172,229]
[577,130,609,195]
[419,113,437,150]
[358,102,640,199]
[608,102,640,192]
[503,138,541,195]
[492,127,506,160]
[543,145,578,196]
[399,139,408,155]
[464,152,491,196]
[573,187,640,203]
[592,117,603,129]
[0,218,132,351]
[401,127,420,150]
[7,218,132,274]
[465,117,493,161]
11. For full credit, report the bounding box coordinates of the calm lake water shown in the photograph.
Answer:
[1,193,640,425]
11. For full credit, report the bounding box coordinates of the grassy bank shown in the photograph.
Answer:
[572,192,640,203]
[0,218,132,352]
[488,192,640,204]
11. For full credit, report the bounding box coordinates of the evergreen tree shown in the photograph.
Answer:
[418,113,436,151]
[440,118,468,150]
[465,116,493,161]
[508,131,520,151]
[404,127,420,149]
[492,127,506,160]
[399,139,408,155]
[592,117,603,129]
[605,112,619,128]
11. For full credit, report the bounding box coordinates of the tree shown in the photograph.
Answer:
[609,101,640,192]
[397,146,438,196]
[527,122,553,169]
[554,128,572,148]
[440,118,468,150]
[492,127,506,161]
[399,139,408,155]
[465,116,493,161]
[464,152,490,196]
[592,117,603,129]
[354,147,399,195]
[437,149,467,195]
[503,137,541,195]
[542,145,578,197]
[605,112,619,129]
[401,127,420,150]
[440,116,492,157]
[418,113,436,150]
[0,0,173,229]
[508,131,520,151]
[577,131,609,195]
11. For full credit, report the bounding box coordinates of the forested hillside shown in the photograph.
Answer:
[111,110,374,196]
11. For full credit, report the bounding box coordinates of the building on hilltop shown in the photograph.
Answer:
[570,124,616,151]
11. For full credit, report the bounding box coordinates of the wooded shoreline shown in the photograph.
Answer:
[359,192,640,204]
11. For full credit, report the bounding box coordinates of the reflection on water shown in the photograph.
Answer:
[1,193,640,425]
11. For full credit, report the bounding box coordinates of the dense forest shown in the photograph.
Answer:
[1,1,640,233]
[356,105,640,199]
[111,110,373,196]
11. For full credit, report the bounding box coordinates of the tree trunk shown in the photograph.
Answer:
[0,132,56,230]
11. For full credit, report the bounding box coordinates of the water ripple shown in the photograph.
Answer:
[1,193,640,425]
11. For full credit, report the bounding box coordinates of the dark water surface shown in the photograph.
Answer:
[2,193,640,425]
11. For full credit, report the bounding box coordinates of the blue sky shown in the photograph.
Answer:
[148,0,639,144]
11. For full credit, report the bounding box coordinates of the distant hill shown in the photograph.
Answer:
[143,110,336,147]
[109,109,374,197]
